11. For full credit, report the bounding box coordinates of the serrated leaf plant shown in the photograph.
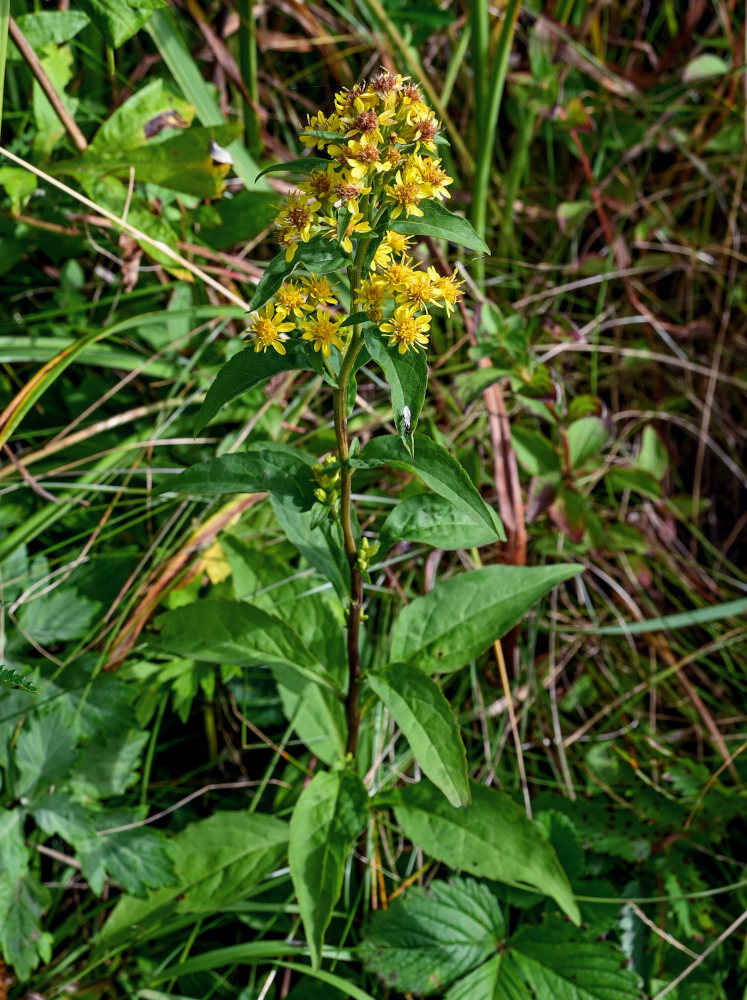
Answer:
[160,72,583,972]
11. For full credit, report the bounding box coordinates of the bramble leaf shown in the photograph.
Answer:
[359,878,504,994]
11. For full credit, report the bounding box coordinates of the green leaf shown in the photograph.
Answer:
[159,444,317,510]
[682,53,730,82]
[593,596,747,636]
[270,494,350,602]
[99,810,289,945]
[14,709,78,798]
[510,923,641,999]
[249,235,350,312]
[8,11,90,57]
[0,873,52,982]
[604,468,661,498]
[352,434,505,542]
[256,156,331,180]
[17,586,99,645]
[383,780,580,924]
[76,0,157,47]
[390,200,490,255]
[359,878,505,994]
[566,417,609,468]
[368,662,469,807]
[70,730,149,798]
[75,123,241,199]
[290,768,368,969]
[0,809,30,886]
[511,428,560,476]
[30,792,96,845]
[636,425,669,480]
[0,667,39,694]
[444,953,529,1000]
[273,668,347,766]
[379,493,500,552]
[364,331,428,456]
[87,77,193,154]
[78,812,177,897]
[195,343,316,433]
[153,600,342,696]
[389,563,583,674]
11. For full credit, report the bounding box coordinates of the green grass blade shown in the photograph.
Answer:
[593,597,747,636]
[0,0,9,127]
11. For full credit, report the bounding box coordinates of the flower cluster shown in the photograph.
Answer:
[244,73,463,357]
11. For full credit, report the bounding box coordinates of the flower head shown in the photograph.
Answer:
[379,304,431,354]
[301,273,339,307]
[275,280,312,318]
[300,309,346,357]
[245,302,296,355]
[387,167,425,218]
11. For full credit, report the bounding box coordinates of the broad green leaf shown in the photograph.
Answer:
[0,809,30,885]
[444,954,528,1000]
[195,342,317,433]
[249,235,350,312]
[566,417,608,468]
[32,44,77,158]
[159,444,317,510]
[0,667,39,694]
[636,425,669,480]
[682,53,730,82]
[195,190,280,250]
[383,780,580,923]
[0,873,52,982]
[153,600,342,696]
[510,924,641,999]
[390,200,490,255]
[70,730,149,798]
[270,493,350,601]
[256,156,331,180]
[389,564,582,674]
[76,0,158,47]
[364,330,428,456]
[274,668,347,766]
[30,792,96,845]
[290,768,368,969]
[379,493,500,553]
[72,123,241,198]
[87,77,193,154]
[78,812,177,897]
[17,586,99,645]
[511,428,560,476]
[8,11,89,58]
[352,434,505,542]
[360,878,504,994]
[368,662,469,807]
[0,167,35,214]
[99,810,288,945]
[14,709,78,798]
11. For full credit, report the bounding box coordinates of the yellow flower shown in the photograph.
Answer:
[397,267,440,312]
[299,164,338,203]
[355,276,391,321]
[275,280,312,318]
[379,304,431,354]
[384,230,413,255]
[333,173,371,215]
[245,302,295,355]
[344,136,386,180]
[300,110,345,149]
[433,268,464,316]
[300,309,346,357]
[411,154,452,201]
[337,211,372,253]
[275,193,320,260]
[384,257,416,288]
[301,272,339,307]
[387,168,425,218]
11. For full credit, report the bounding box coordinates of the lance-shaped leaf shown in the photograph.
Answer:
[195,342,320,433]
[153,600,343,696]
[381,780,580,924]
[351,434,505,541]
[368,662,469,807]
[249,235,350,312]
[289,768,368,969]
[390,563,582,675]
[256,156,331,180]
[390,200,490,255]
[364,331,427,457]
[159,443,316,511]
[379,493,501,553]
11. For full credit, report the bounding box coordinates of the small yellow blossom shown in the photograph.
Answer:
[344,136,387,180]
[300,309,347,357]
[387,168,425,218]
[333,174,371,214]
[275,280,312,318]
[412,154,452,201]
[385,257,416,288]
[299,164,338,203]
[384,230,413,255]
[379,304,431,354]
[245,302,295,355]
[397,267,440,312]
[300,110,345,149]
[355,276,391,322]
[336,211,372,253]
[301,273,339,307]
[433,269,464,316]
